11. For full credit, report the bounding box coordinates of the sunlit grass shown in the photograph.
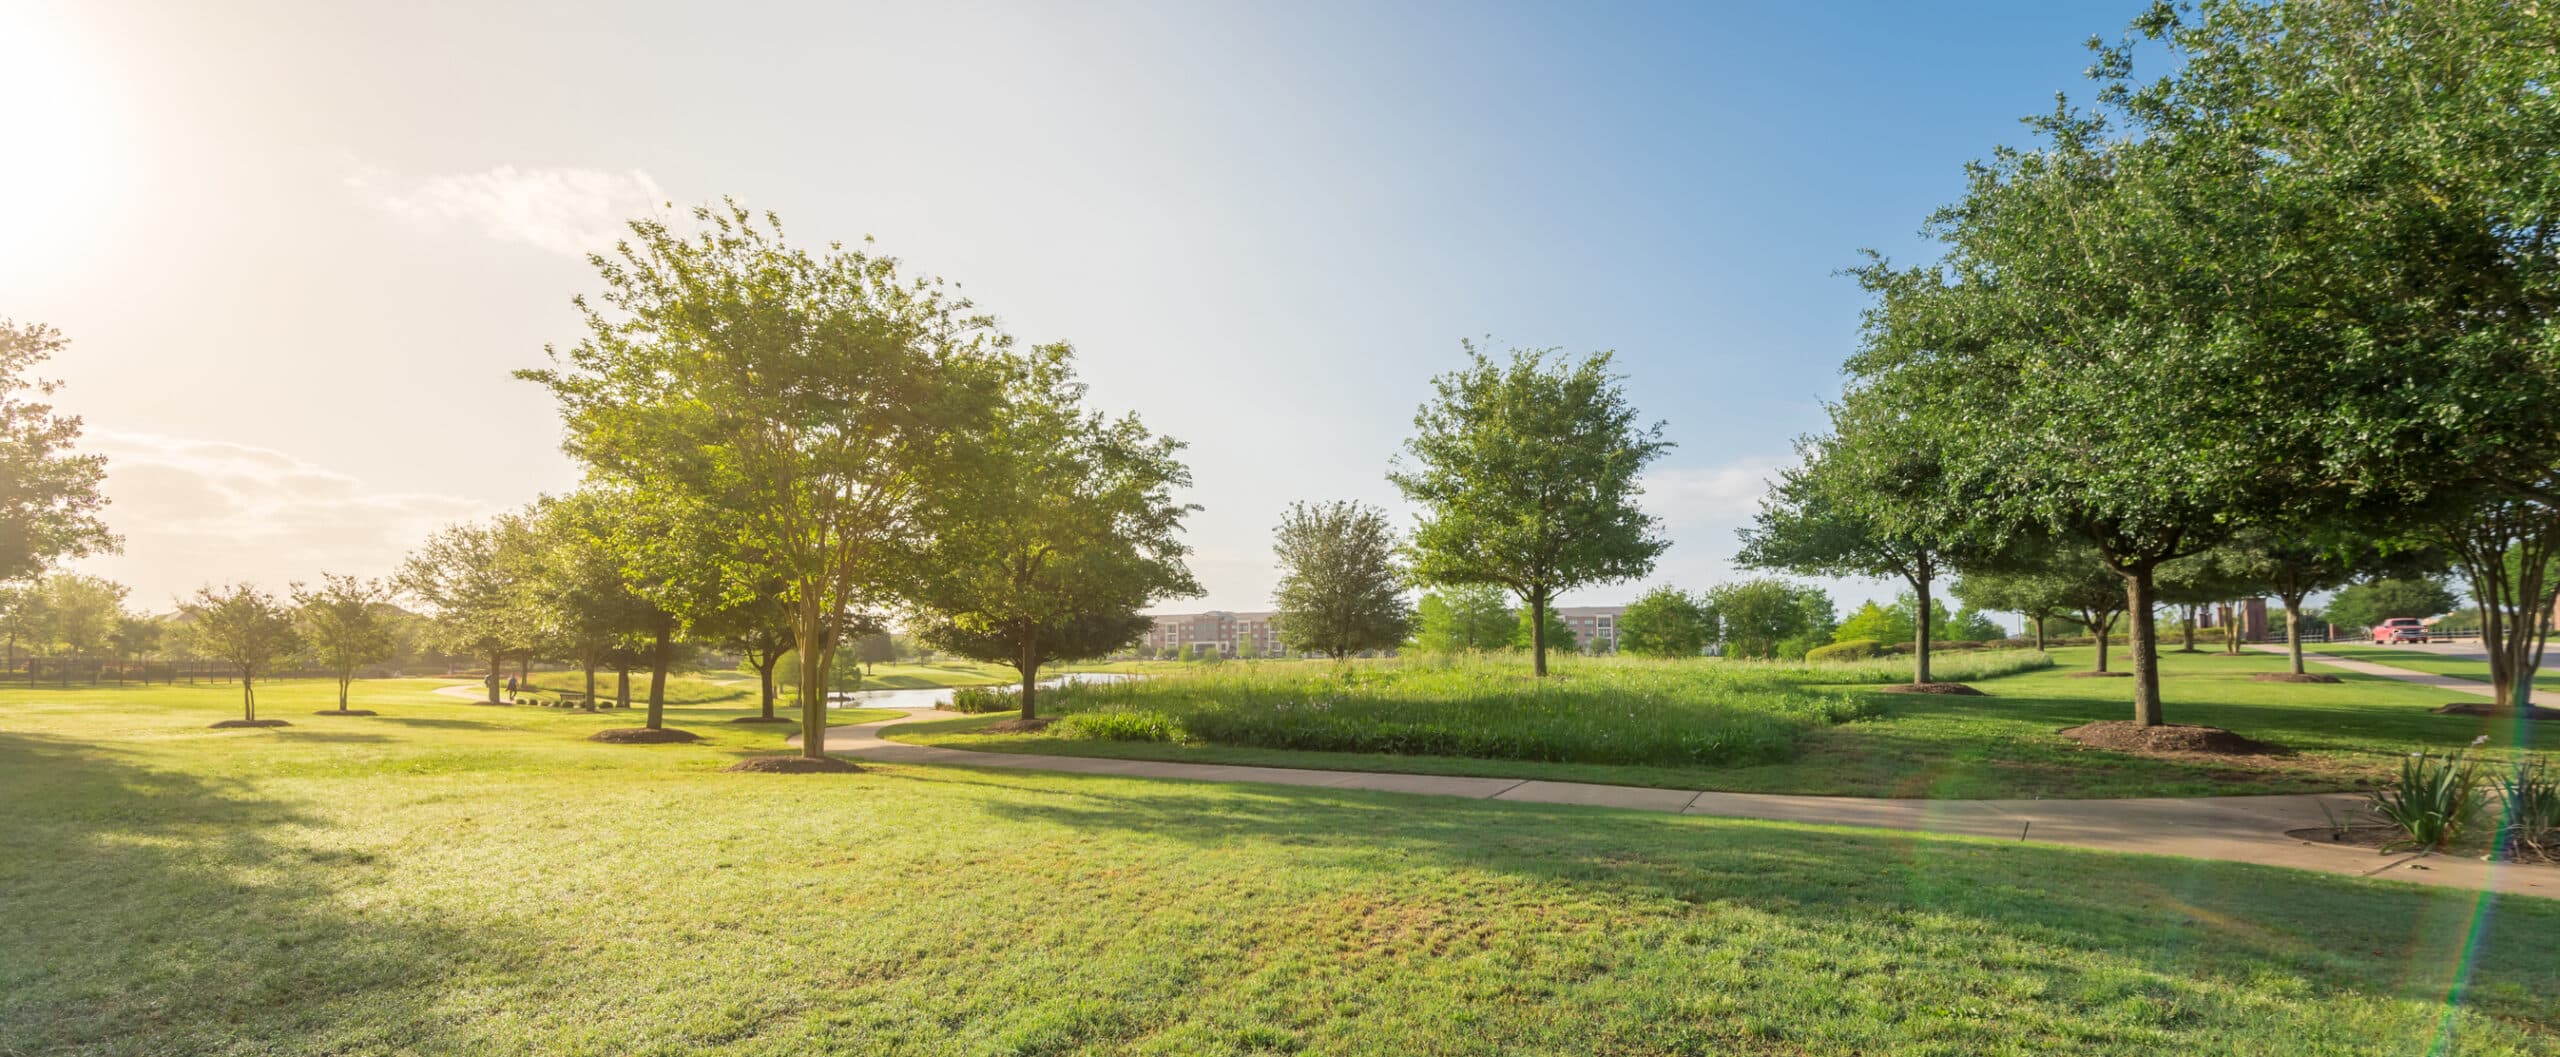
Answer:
[1,675,2556,1054]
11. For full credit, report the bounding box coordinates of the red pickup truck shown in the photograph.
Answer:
[2372,618,2430,644]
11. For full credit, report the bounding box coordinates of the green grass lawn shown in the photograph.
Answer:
[3,676,2556,1054]
[2299,644,2560,690]
[894,647,2554,799]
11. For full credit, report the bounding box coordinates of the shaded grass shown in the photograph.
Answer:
[3,677,2558,1053]
[896,648,2557,799]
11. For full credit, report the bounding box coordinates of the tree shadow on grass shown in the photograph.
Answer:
[0,731,507,1054]
[889,764,2560,1045]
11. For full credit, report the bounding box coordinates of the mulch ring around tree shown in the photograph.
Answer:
[2251,673,2341,684]
[1878,682,1985,696]
[2283,823,2560,865]
[2432,702,2560,721]
[2059,721,2286,757]
[2066,671,2134,678]
[588,727,702,744]
[209,719,291,729]
[981,717,1056,734]
[728,716,798,724]
[723,755,862,774]
[312,709,381,716]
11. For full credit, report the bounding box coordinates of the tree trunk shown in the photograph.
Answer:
[615,670,630,708]
[242,673,255,722]
[2089,613,2112,672]
[756,656,777,720]
[2124,567,2164,727]
[797,594,827,760]
[1911,567,1934,686]
[1529,589,1550,677]
[2031,615,2046,652]
[517,653,530,685]
[2282,594,2307,675]
[338,674,352,711]
[583,660,598,709]
[1018,664,1040,721]
[2179,607,2198,653]
[486,650,503,704]
[645,621,672,730]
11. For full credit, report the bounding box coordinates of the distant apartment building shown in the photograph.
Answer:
[1140,611,1287,657]
[1552,605,1623,653]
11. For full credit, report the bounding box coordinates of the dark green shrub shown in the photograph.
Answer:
[945,686,1016,714]
[1806,639,1882,662]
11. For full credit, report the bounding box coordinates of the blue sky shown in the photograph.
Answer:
[2,0,2154,614]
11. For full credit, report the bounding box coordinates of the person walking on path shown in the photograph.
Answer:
[505,675,518,702]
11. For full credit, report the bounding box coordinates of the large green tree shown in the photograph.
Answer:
[399,515,540,704]
[182,584,301,725]
[909,346,1198,721]
[1702,578,1831,661]
[1389,343,1670,676]
[1738,430,1985,686]
[1954,540,2128,673]
[522,203,1007,763]
[0,321,116,585]
[1270,500,1412,661]
[1407,586,1515,654]
[293,574,398,713]
[1616,585,1710,658]
[526,492,663,715]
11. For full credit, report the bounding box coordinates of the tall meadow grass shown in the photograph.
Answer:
[1031,650,2049,767]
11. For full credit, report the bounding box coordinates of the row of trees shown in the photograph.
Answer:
[1253,344,1678,673]
[423,205,1206,752]
[1741,1,2560,723]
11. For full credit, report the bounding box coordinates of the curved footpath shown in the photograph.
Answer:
[796,703,2557,900]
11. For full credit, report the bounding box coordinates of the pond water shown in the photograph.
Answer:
[825,670,1140,711]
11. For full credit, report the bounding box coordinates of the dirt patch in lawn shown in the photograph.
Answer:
[2066,671,2133,678]
[312,709,380,716]
[724,755,862,774]
[588,727,702,744]
[2250,673,2341,684]
[728,716,798,724]
[982,717,1057,734]
[2060,721,2285,757]
[2432,702,2560,721]
[1878,682,1985,696]
[209,719,291,729]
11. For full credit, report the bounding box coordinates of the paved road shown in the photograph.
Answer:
[791,702,2556,901]
[2250,643,2560,708]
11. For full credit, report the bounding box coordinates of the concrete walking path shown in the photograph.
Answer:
[2250,643,2560,709]
[793,705,2558,900]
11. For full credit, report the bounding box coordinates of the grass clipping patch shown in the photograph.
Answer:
[589,727,702,744]
[1877,682,1984,696]
[724,755,861,774]
[2060,721,2283,757]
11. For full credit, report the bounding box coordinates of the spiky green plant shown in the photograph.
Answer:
[2367,746,2486,853]
[2493,761,2560,860]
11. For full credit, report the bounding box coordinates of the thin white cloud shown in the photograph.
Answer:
[353,162,670,256]
[1641,457,1786,533]
[73,431,492,607]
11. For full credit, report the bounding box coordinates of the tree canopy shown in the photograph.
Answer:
[1390,343,1669,676]
[522,203,1009,758]
[1270,500,1412,660]
[908,345,1198,720]
[1616,586,1710,659]
[0,320,116,585]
